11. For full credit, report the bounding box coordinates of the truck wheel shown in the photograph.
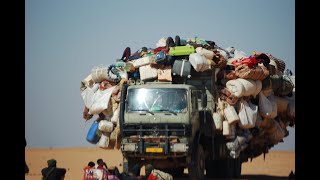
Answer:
[188,144,205,180]
[225,158,235,178]
[205,160,215,178]
[234,156,242,178]
[165,167,184,177]
[123,156,135,174]
[174,167,184,177]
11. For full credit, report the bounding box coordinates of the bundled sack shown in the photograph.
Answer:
[226,78,258,97]
[211,51,227,68]
[218,87,239,105]
[99,80,116,91]
[80,74,95,92]
[81,83,100,109]
[231,56,259,68]
[251,52,270,67]
[98,132,110,149]
[262,75,294,97]
[267,54,286,73]
[139,64,158,81]
[98,120,114,133]
[195,47,215,60]
[216,69,237,80]
[226,79,245,97]
[91,65,110,83]
[89,86,116,115]
[131,55,156,68]
[189,53,210,72]
[235,63,269,80]
[157,66,172,81]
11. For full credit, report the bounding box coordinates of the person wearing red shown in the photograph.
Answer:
[95,159,109,180]
[83,161,95,180]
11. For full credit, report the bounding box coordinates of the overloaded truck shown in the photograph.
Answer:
[81,37,295,179]
[120,67,241,179]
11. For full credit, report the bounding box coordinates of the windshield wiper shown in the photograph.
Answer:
[141,110,154,115]
[159,109,177,116]
[129,110,154,115]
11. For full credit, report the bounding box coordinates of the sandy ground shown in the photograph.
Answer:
[25,147,294,180]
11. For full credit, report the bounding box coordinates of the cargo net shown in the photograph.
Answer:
[79,36,295,160]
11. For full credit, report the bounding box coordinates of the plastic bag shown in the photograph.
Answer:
[258,92,273,118]
[267,95,278,119]
[238,100,258,129]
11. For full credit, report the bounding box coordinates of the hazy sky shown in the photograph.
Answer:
[25,0,295,150]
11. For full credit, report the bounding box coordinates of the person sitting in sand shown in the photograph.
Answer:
[41,159,66,180]
[83,161,95,180]
[94,159,109,180]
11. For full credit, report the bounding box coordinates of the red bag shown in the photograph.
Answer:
[231,57,259,68]
[147,173,157,180]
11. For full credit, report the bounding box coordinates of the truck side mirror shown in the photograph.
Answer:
[201,93,207,108]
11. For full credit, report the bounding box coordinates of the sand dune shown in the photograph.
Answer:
[25,147,294,180]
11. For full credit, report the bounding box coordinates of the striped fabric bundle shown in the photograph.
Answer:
[267,54,286,73]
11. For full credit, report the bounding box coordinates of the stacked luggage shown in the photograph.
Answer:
[79,36,295,160]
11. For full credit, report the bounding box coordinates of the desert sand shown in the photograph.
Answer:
[25,147,294,180]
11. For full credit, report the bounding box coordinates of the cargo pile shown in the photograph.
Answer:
[80,36,295,160]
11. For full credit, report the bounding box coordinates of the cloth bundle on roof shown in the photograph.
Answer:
[212,51,227,68]
[226,78,260,97]
[267,54,286,73]
[235,64,269,80]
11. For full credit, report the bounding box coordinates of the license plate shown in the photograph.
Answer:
[146,147,163,153]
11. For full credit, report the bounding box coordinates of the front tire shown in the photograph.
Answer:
[188,144,205,180]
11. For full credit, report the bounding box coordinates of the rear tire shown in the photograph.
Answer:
[165,167,184,178]
[188,144,205,180]
[123,156,136,174]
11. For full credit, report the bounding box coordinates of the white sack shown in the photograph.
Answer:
[98,132,110,148]
[91,65,110,83]
[237,78,257,97]
[189,53,208,72]
[226,79,245,97]
[195,47,214,60]
[81,83,100,109]
[89,86,116,115]
[98,120,114,133]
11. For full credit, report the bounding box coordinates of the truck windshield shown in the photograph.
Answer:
[127,88,187,113]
